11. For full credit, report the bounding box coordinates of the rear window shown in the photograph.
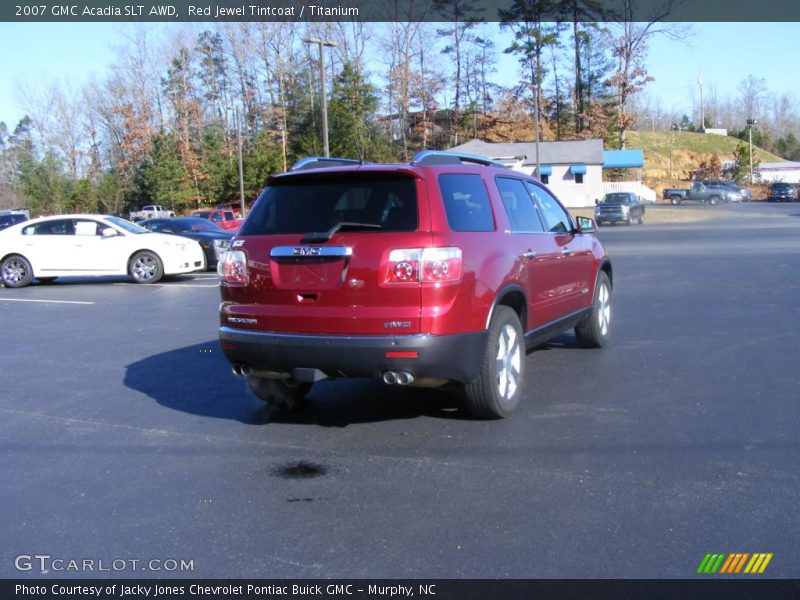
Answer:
[241,176,418,235]
[438,174,495,232]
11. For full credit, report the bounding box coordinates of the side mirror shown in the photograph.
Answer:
[576,216,597,233]
[101,227,118,237]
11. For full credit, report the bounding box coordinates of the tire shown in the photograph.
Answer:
[129,251,164,284]
[670,196,682,205]
[462,306,525,419]
[575,271,612,348]
[1,254,34,288]
[37,277,57,284]
[637,214,645,225]
[709,196,720,206]
[246,376,312,412]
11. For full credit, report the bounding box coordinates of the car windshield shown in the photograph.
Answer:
[240,176,418,235]
[106,216,147,234]
[772,183,792,190]
[599,193,631,205]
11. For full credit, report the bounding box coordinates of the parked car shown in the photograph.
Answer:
[700,180,746,203]
[191,208,243,231]
[0,210,29,231]
[129,205,176,222]
[594,192,645,225]
[663,181,735,205]
[141,217,232,269]
[0,214,205,288]
[218,152,613,419]
[767,182,797,202]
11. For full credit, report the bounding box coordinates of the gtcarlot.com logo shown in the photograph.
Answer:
[696,552,773,574]
[14,554,194,573]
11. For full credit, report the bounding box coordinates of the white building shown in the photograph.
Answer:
[448,139,644,208]
[756,162,800,184]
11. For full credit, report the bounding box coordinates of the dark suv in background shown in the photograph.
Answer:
[219,152,613,419]
[767,182,797,202]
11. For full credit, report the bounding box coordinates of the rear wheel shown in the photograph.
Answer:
[129,251,163,284]
[670,195,682,205]
[1,254,34,288]
[462,306,525,419]
[709,195,720,206]
[246,376,312,412]
[575,271,612,348]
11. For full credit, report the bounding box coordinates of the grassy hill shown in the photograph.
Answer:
[627,131,784,183]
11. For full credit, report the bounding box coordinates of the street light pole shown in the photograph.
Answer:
[235,107,246,216]
[747,118,757,186]
[304,37,338,158]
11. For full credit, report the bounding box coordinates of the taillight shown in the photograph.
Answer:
[384,247,462,284]
[222,250,247,286]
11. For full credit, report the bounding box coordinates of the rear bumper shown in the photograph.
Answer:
[219,327,488,384]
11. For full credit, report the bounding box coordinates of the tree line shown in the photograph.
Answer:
[0,8,795,216]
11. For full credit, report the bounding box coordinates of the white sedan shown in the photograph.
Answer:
[0,214,206,288]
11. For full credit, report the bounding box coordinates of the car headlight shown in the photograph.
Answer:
[214,239,230,249]
[621,205,630,213]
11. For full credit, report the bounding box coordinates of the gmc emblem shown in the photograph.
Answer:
[293,246,321,256]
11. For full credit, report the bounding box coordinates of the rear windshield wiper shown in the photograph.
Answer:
[302,221,381,243]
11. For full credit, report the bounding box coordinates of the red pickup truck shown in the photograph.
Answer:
[191,208,242,231]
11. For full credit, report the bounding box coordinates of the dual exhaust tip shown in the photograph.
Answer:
[382,370,415,386]
[232,364,251,377]
[234,364,415,386]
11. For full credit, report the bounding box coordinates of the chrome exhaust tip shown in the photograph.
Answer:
[232,364,243,377]
[240,364,252,377]
[396,372,415,385]
[382,371,398,385]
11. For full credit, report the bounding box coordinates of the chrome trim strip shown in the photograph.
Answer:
[270,245,353,258]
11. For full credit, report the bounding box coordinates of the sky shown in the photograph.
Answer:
[0,21,798,132]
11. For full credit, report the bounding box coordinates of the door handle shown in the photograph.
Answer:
[561,247,572,255]
[522,250,536,259]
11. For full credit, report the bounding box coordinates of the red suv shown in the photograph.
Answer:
[192,208,242,231]
[219,152,612,418]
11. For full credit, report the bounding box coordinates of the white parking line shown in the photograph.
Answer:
[0,298,95,305]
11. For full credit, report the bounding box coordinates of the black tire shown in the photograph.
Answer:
[1,254,34,288]
[246,376,312,412]
[129,251,164,284]
[709,196,720,206]
[462,306,525,419]
[37,277,57,284]
[670,196,682,205]
[575,271,612,349]
[625,215,632,225]
[637,214,645,225]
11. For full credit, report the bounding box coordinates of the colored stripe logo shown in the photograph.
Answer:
[696,553,773,574]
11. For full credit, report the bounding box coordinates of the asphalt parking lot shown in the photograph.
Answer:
[2,203,799,579]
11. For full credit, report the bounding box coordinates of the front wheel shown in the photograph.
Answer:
[1,254,34,288]
[129,251,164,284]
[575,271,612,348]
[246,376,312,412]
[462,306,525,419]
[637,214,645,225]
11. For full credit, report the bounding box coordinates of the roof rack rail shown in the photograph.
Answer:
[410,150,509,169]
[288,157,369,172]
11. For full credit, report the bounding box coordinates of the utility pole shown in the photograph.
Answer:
[235,107,246,216]
[698,71,704,131]
[747,118,757,185]
[304,37,337,158]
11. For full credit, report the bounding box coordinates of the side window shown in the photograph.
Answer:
[495,177,544,233]
[74,220,101,236]
[224,211,235,221]
[526,183,573,234]
[32,219,74,235]
[438,174,495,232]
[210,212,223,222]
